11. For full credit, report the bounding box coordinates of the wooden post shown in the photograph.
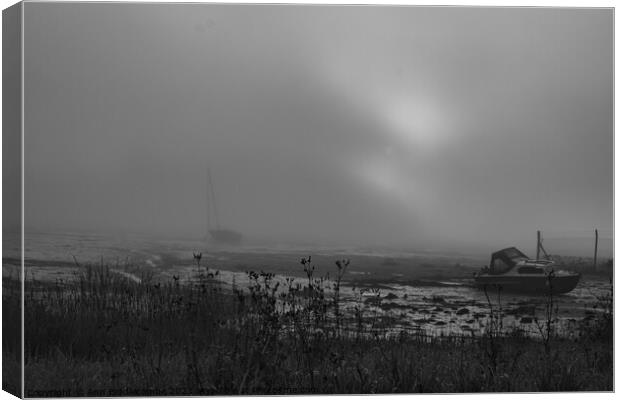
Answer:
[594,229,599,271]
[536,230,541,260]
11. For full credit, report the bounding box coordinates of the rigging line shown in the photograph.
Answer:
[544,236,599,240]
[541,228,610,233]
[543,236,614,240]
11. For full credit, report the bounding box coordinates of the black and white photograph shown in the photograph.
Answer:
[2,1,615,397]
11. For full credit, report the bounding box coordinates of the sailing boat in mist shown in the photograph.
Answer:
[206,170,243,245]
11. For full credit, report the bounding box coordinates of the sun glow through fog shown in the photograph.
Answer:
[316,55,452,224]
[383,96,452,151]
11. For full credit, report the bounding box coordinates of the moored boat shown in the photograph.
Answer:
[206,169,243,245]
[474,247,580,294]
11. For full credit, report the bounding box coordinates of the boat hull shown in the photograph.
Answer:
[209,229,242,245]
[474,273,581,295]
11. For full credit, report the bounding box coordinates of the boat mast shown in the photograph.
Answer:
[206,171,211,235]
[536,230,550,260]
[207,168,220,230]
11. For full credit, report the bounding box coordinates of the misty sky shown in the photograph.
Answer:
[21,4,612,253]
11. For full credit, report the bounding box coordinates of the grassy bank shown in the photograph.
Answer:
[5,256,613,395]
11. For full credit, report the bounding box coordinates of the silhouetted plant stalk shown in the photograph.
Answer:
[333,259,350,338]
[583,275,613,342]
[482,284,503,379]
[534,270,558,355]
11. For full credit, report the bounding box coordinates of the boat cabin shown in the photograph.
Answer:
[488,247,529,274]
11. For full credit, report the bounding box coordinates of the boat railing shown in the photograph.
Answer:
[526,259,554,265]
